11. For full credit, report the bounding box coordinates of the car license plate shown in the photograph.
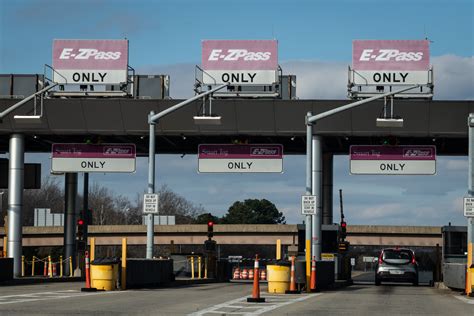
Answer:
[390,270,403,275]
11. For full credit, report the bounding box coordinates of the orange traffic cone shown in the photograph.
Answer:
[81,251,97,292]
[233,267,240,280]
[247,254,265,303]
[310,256,318,292]
[286,255,300,294]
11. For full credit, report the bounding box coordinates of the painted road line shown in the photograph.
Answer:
[0,290,127,305]
[188,293,322,316]
[453,295,474,304]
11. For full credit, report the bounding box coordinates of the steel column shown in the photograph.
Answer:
[63,173,77,275]
[468,114,474,277]
[322,152,333,225]
[7,133,24,277]
[305,112,312,289]
[146,111,156,259]
[312,135,322,261]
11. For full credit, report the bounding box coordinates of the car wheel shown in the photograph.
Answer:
[412,278,418,286]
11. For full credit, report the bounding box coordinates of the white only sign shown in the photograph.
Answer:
[352,40,430,86]
[201,40,278,85]
[301,195,317,215]
[198,144,283,173]
[350,145,436,175]
[52,39,128,85]
[51,143,136,173]
[464,197,474,217]
[143,193,159,214]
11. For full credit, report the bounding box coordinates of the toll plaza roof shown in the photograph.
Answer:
[0,98,472,155]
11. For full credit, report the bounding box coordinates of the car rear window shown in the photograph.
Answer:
[382,249,413,264]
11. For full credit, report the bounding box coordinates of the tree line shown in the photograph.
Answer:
[0,177,285,226]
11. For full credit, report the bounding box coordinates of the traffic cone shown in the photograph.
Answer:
[247,254,265,303]
[43,261,47,277]
[81,251,97,292]
[233,267,240,280]
[248,268,254,280]
[52,262,57,277]
[310,256,318,292]
[286,255,300,294]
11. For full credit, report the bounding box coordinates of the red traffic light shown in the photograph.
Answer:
[341,222,347,228]
[207,221,214,227]
[77,219,84,226]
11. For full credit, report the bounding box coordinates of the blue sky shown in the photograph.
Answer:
[1,0,473,225]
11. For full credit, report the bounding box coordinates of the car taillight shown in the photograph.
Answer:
[378,253,383,264]
[411,256,416,265]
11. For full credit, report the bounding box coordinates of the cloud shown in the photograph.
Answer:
[138,55,474,100]
[432,55,474,100]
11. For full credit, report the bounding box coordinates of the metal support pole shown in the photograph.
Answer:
[83,172,89,241]
[322,153,333,225]
[7,133,24,277]
[467,114,474,291]
[63,173,77,276]
[146,111,156,259]
[305,112,312,290]
[312,135,322,261]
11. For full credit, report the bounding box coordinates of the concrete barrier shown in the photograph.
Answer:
[126,258,174,288]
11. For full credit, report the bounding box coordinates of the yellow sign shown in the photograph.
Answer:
[321,253,335,261]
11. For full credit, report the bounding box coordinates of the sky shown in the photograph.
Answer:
[0,0,473,226]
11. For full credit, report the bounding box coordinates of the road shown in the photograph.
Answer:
[0,280,472,315]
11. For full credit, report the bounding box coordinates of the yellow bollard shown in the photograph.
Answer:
[3,237,7,257]
[59,256,63,277]
[121,237,127,290]
[69,256,73,277]
[276,239,281,260]
[198,256,202,279]
[48,255,52,278]
[32,256,35,276]
[21,255,25,277]
[204,257,208,279]
[190,256,195,279]
[90,237,96,262]
[305,239,311,293]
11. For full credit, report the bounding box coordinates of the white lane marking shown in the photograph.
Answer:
[0,289,127,305]
[188,293,322,316]
[453,295,474,304]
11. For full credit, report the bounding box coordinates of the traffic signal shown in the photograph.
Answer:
[77,218,85,242]
[207,221,214,239]
[340,221,347,240]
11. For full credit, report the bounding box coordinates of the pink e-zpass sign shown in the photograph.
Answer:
[51,143,136,173]
[198,144,283,173]
[350,145,436,175]
[201,40,278,85]
[52,39,128,84]
[352,40,430,85]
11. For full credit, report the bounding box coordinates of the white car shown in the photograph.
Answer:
[375,248,418,286]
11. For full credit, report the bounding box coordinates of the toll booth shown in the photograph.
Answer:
[442,225,467,290]
[297,224,350,282]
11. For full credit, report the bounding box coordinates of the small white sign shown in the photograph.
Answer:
[464,197,474,217]
[351,258,356,266]
[143,193,159,214]
[301,195,317,215]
